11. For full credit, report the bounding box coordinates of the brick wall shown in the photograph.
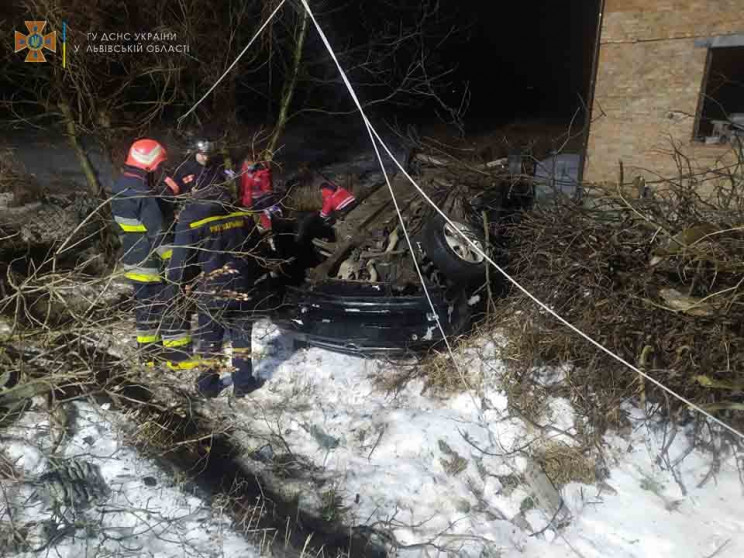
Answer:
[583,0,744,185]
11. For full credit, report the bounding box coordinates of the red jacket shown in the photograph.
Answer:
[239,161,274,230]
[239,161,272,208]
[320,186,355,218]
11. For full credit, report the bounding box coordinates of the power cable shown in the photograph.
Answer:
[296,0,744,443]
[177,0,287,126]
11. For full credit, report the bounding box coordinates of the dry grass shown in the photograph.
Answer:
[0,451,18,480]
[416,118,585,167]
[372,346,481,397]
[371,140,744,461]
[533,441,597,487]
[283,182,324,212]
[421,349,479,394]
[490,141,744,436]
[438,440,468,476]
[0,521,30,555]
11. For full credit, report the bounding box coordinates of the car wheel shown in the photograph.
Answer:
[421,215,487,284]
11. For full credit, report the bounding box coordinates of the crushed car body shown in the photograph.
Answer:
[268,151,532,355]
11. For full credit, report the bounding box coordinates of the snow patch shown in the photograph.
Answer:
[218,320,744,557]
[1,401,259,557]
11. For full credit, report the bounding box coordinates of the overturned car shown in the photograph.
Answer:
[269,156,532,354]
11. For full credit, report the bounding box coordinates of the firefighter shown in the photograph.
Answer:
[171,138,232,196]
[295,180,357,244]
[238,159,280,232]
[111,138,172,363]
[319,180,356,221]
[165,179,275,397]
[239,159,273,209]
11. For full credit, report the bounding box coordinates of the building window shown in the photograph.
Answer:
[695,46,744,144]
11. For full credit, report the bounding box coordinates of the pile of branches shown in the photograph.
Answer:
[492,145,744,433]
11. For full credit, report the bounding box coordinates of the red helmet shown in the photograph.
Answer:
[125,139,167,171]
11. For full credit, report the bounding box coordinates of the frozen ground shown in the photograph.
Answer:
[0,400,259,557]
[196,320,744,557]
[3,318,743,558]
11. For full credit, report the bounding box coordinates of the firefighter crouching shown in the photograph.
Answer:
[295,179,357,244]
[111,139,173,364]
[164,179,276,398]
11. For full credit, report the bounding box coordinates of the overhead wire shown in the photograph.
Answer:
[295,0,479,405]
[296,0,744,443]
[177,0,287,126]
[178,0,744,442]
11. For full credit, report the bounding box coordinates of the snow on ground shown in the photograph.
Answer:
[205,319,744,557]
[1,399,259,557]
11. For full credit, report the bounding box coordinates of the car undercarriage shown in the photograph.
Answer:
[270,158,531,354]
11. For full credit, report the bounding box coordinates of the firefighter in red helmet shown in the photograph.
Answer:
[111,138,173,364]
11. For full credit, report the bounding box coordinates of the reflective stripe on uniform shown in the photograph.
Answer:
[232,347,252,356]
[119,223,147,232]
[336,195,356,211]
[123,264,162,283]
[166,358,205,370]
[115,215,147,232]
[162,335,192,348]
[189,211,253,230]
[137,335,160,344]
[125,271,162,283]
[156,245,173,260]
[136,331,161,344]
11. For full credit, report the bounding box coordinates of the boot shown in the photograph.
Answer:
[233,375,264,398]
[232,359,263,398]
[195,370,223,399]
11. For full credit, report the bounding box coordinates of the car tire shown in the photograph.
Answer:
[421,215,487,285]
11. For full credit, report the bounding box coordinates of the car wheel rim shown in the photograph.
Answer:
[443,221,485,264]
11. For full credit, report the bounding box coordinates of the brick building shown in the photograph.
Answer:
[582,0,744,185]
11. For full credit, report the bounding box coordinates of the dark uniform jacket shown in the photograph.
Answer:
[172,157,231,197]
[167,185,266,296]
[111,165,171,283]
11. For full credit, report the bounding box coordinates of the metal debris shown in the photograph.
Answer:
[37,459,110,510]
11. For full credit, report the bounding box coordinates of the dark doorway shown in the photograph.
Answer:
[445,0,602,131]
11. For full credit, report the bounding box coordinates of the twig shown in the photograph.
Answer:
[367,425,386,461]
[703,539,731,558]
[528,499,565,538]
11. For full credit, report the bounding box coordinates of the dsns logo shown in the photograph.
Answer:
[15,21,57,63]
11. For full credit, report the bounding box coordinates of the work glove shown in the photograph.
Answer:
[264,204,282,217]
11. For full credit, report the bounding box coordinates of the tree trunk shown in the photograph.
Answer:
[221,146,238,200]
[58,101,105,200]
[264,7,309,160]
[58,100,119,264]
